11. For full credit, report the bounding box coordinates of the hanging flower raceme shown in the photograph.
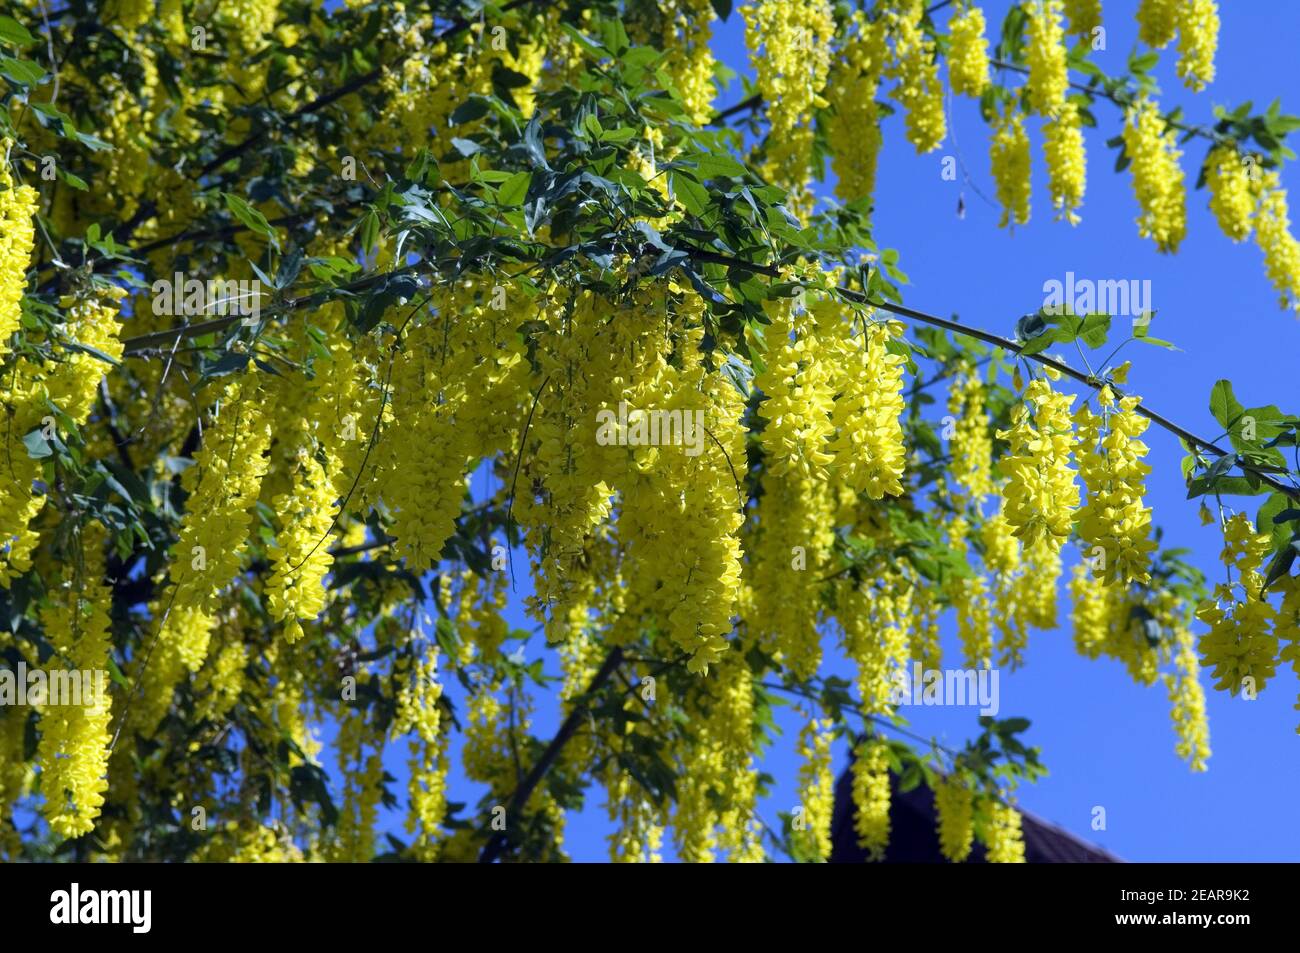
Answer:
[827,318,908,500]
[1062,0,1102,36]
[1253,173,1300,313]
[1205,146,1256,242]
[852,737,892,861]
[997,375,1078,550]
[1025,0,1068,118]
[392,644,448,860]
[265,449,335,643]
[1073,386,1157,585]
[1136,0,1178,48]
[0,293,124,586]
[934,775,974,862]
[0,147,37,355]
[990,107,1032,227]
[37,524,113,839]
[1044,100,1087,225]
[1122,97,1187,253]
[793,716,835,862]
[947,3,989,98]
[1166,623,1211,771]
[946,365,995,505]
[887,0,946,153]
[743,0,835,186]
[1195,513,1280,696]
[985,798,1026,862]
[1175,0,1219,91]
[827,14,889,204]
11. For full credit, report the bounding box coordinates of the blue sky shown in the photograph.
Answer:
[290,3,1300,863]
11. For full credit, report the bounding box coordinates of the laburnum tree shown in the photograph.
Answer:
[0,0,1297,864]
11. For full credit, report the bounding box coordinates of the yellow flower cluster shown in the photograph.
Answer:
[827,15,889,204]
[265,450,334,642]
[1122,98,1187,253]
[1136,0,1178,48]
[827,319,907,499]
[1205,146,1256,242]
[1044,101,1087,225]
[990,108,1032,227]
[851,737,891,861]
[1253,173,1300,313]
[167,375,272,616]
[1026,0,1068,118]
[947,4,989,98]
[1176,0,1219,91]
[0,149,37,355]
[935,776,974,861]
[392,644,448,861]
[743,0,835,185]
[1062,0,1102,36]
[1166,623,1211,771]
[947,365,994,504]
[1195,514,1279,696]
[794,716,835,862]
[840,572,913,714]
[887,0,947,153]
[0,295,123,586]
[661,0,718,125]
[997,376,1078,549]
[985,799,1026,862]
[37,524,113,839]
[1073,387,1156,585]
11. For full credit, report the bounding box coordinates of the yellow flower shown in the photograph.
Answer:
[887,1,946,153]
[1176,0,1219,91]
[1204,146,1254,242]
[1165,623,1211,771]
[947,4,989,98]
[1253,173,1300,313]
[1073,388,1157,585]
[1044,101,1087,225]
[1195,514,1279,695]
[852,737,891,860]
[990,107,1032,227]
[1122,98,1187,253]
[947,365,994,504]
[985,799,1026,862]
[38,524,114,839]
[1062,0,1102,37]
[935,775,974,861]
[827,15,888,203]
[0,148,37,356]
[1136,0,1178,48]
[1026,0,1068,117]
[794,716,835,862]
[997,377,1078,549]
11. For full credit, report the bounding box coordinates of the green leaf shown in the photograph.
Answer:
[1209,379,1245,431]
[497,171,532,206]
[22,429,52,460]
[0,54,45,85]
[670,172,709,218]
[222,193,279,249]
[0,15,36,49]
